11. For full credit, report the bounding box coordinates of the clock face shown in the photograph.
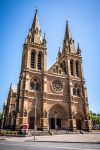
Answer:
[51,80,63,93]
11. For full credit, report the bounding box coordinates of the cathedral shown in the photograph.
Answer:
[3,10,91,131]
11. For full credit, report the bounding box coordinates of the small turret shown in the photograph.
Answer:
[58,47,61,58]
[42,33,47,48]
[77,43,81,54]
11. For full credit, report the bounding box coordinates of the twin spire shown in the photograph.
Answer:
[25,10,81,55]
[59,19,81,56]
[64,20,72,43]
[25,9,47,47]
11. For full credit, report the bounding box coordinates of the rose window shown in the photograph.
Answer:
[52,80,63,92]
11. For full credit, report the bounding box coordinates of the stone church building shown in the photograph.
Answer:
[3,10,91,131]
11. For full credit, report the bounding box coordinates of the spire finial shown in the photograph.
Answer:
[66,17,68,25]
[35,8,38,15]
[78,42,80,49]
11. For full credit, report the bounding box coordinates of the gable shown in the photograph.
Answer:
[48,62,66,76]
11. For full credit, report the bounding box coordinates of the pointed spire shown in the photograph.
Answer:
[64,19,72,42]
[62,19,72,53]
[27,9,42,44]
[63,19,76,53]
[32,9,40,31]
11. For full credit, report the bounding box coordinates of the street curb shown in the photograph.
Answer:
[0,139,5,141]
[25,140,100,144]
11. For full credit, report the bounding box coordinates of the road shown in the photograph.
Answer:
[0,141,100,150]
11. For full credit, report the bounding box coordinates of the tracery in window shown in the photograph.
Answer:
[30,77,41,91]
[73,84,81,97]
[51,80,63,93]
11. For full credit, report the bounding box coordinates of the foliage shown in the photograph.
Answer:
[0,112,3,119]
[90,110,100,129]
[0,130,18,136]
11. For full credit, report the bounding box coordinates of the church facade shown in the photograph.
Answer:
[4,10,91,131]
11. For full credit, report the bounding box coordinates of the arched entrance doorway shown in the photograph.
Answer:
[28,109,41,129]
[75,112,84,130]
[49,104,68,130]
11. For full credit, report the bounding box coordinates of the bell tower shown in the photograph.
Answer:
[57,20,91,131]
[16,10,47,129]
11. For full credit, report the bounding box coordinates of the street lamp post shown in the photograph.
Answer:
[33,90,37,141]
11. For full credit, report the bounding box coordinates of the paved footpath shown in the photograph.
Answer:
[0,134,100,143]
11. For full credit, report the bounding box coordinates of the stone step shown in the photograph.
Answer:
[28,130,51,136]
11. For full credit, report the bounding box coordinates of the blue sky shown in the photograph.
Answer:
[0,0,100,113]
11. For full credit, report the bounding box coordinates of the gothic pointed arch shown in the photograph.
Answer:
[75,111,84,130]
[73,83,81,97]
[30,76,41,91]
[48,103,68,119]
[28,107,41,129]
[48,103,68,129]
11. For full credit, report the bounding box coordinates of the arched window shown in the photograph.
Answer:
[30,82,35,90]
[70,60,74,75]
[31,51,35,68]
[30,77,41,91]
[76,61,79,77]
[73,84,81,97]
[38,52,42,70]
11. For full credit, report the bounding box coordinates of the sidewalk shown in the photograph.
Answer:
[0,134,100,143]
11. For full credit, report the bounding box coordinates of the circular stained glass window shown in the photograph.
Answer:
[52,80,63,93]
